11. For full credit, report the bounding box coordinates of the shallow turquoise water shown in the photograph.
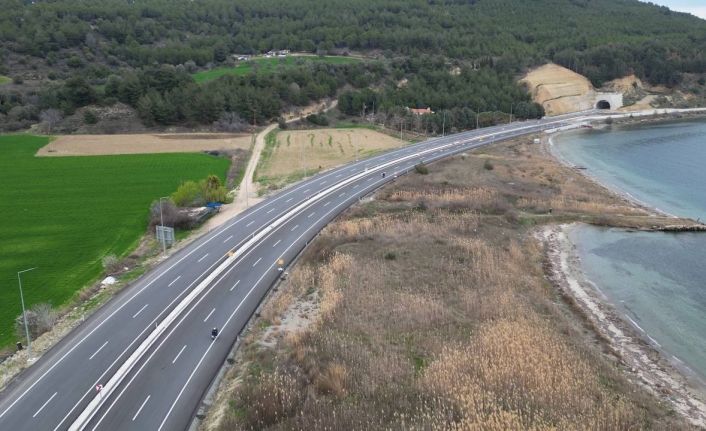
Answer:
[554,120,706,220]
[569,227,706,382]
[554,120,706,383]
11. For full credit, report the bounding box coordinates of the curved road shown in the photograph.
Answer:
[0,112,594,430]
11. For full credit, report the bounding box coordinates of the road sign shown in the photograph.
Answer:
[156,225,175,246]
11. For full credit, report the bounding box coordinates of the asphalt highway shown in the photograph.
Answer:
[0,112,594,430]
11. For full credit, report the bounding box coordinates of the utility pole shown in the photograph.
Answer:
[17,267,37,362]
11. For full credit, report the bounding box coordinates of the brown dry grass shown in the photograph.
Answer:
[36,133,252,156]
[261,128,406,178]
[206,136,693,431]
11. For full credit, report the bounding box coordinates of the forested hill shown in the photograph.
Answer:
[2,0,705,85]
[1,0,705,132]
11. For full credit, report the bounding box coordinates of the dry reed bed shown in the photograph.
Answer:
[206,138,691,430]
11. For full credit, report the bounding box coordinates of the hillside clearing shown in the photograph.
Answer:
[256,128,407,191]
[37,133,252,157]
[0,135,230,348]
[0,75,11,85]
[193,56,361,83]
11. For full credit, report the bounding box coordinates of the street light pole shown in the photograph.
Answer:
[17,267,37,361]
[442,110,446,137]
[159,196,168,255]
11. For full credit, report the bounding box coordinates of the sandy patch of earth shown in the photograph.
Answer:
[36,133,252,156]
[521,63,597,115]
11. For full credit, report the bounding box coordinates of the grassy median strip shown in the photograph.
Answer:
[0,135,230,348]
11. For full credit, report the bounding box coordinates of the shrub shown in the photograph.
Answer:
[384,251,397,260]
[149,199,195,229]
[15,303,58,340]
[172,180,204,207]
[483,159,494,170]
[414,163,429,175]
[306,113,329,126]
[83,110,98,125]
[102,254,120,273]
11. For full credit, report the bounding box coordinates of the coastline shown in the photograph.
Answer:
[546,131,679,218]
[541,224,706,427]
[541,118,706,427]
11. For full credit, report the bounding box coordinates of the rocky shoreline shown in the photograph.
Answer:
[540,224,706,427]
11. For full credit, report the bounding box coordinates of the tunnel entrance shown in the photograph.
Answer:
[596,100,611,110]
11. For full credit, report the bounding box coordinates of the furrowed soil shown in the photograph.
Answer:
[202,135,700,430]
[256,128,406,190]
[37,133,252,157]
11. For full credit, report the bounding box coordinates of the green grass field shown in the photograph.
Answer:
[193,55,360,83]
[0,135,230,347]
[0,75,11,85]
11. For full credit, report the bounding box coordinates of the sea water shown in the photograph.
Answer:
[568,227,706,382]
[554,120,706,382]
[554,120,706,220]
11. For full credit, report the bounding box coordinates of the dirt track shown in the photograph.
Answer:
[36,133,252,156]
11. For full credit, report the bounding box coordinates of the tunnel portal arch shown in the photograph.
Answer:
[596,100,611,110]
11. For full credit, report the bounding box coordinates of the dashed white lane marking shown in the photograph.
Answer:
[197,253,209,263]
[285,198,293,203]
[291,224,299,231]
[308,212,315,218]
[89,341,109,361]
[303,188,310,193]
[132,395,150,421]
[223,235,233,243]
[323,201,330,207]
[168,275,181,287]
[172,345,187,364]
[203,308,215,322]
[253,257,262,267]
[132,304,148,319]
[320,180,327,185]
[33,392,58,418]
[273,239,281,247]
[246,220,255,227]
[229,280,240,292]
[266,208,275,214]
[339,192,345,197]
[336,174,342,178]
[353,184,359,189]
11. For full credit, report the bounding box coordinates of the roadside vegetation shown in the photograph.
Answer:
[0,134,230,348]
[192,56,361,83]
[204,136,696,430]
[0,76,11,86]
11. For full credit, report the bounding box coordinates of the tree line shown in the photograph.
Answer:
[2,0,704,86]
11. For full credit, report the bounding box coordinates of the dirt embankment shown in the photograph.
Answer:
[200,134,700,430]
[521,64,598,115]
